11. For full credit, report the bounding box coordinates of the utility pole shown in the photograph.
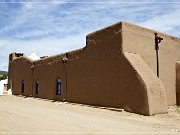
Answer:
[62,54,79,101]
[63,54,68,102]
[155,33,163,78]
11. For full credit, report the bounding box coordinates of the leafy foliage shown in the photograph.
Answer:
[0,71,8,80]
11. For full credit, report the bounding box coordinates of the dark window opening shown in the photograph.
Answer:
[57,79,61,95]
[22,80,24,93]
[36,81,40,94]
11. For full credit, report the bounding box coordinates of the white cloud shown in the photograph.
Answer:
[140,6,180,36]
[0,1,180,71]
[0,32,86,70]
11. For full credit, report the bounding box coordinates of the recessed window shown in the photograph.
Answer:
[36,81,40,94]
[22,80,24,93]
[57,79,61,95]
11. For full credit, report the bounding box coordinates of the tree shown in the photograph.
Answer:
[0,74,7,80]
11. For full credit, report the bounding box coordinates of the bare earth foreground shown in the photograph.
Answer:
[0,96,180,135]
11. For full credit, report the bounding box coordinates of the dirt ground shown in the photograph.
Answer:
[0,95,180,135]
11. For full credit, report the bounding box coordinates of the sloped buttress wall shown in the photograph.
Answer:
[66,23,167,115]
[122,22,180,105]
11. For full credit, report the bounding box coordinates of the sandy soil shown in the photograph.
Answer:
[0,95,180,135]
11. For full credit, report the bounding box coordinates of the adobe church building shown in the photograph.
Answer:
[7,22,180,116]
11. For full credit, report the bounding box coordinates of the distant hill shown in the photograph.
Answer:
[0,71,8,75]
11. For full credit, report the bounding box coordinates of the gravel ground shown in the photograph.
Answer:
[0,95,180,135]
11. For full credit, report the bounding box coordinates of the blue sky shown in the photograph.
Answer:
[0,0,180,71]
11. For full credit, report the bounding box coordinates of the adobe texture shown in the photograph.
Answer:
[176,61,180,105]
[33,53,67,100]
[10,56,33,96]
[8,21,180,115]
[122,22,180,105]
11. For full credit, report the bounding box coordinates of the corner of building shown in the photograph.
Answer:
[176,61,180,105]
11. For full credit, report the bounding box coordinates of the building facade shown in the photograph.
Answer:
[8,22,180,115]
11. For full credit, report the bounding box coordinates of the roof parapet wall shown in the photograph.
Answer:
[86,22,123,47]
[121,21,180,41]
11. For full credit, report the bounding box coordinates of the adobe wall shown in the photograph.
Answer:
[66,23,167,115]
[11,57,33,96]
[7,54,13,90]
[122,22,180,105]
[124,52,167,115]
[176,61,180,105]
[8,21,172,115]
[8,53,24,90]
[32,54,66,101]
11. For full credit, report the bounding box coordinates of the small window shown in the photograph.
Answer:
[36,81,40,94]
[22,80,24,93]
[57,79,61,95]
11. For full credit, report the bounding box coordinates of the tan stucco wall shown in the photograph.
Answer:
[176,61,180,105]
[11,57,33,96]
[32,54,66,101]
[66,23,167,115]
[7,54,13,90]
[8,53,24,90]
[124,52,167,115]
[122,22,180,105]
[8,21,180,115]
